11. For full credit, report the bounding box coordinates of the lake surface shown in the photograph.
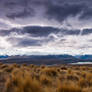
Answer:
[71,62,92,65]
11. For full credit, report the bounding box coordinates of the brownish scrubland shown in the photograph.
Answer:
[0,63,92,92]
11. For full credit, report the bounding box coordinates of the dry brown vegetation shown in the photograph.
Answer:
[0,63,92,92]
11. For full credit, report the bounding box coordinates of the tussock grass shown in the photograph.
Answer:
[57,82,82,92]
[0,63,91,92]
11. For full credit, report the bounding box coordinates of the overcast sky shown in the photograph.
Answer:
[0,0,92,55]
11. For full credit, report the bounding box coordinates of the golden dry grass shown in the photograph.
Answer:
[0,64,91,92]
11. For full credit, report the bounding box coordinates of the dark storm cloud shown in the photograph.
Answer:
[6,9,34,19]
[2,25,92,48]
[7,37,41,47]
[1,26,92,38]
[2,25,81,48]
[0,28,22,36]
[82,29,92,35]
[18,39,41,47]
[0,26,81,38]
[7,34,56,47]
[0,0,92,22]
[0,0,35,19]
[23,26,60,37]
[46,0,92,22]
[79,7,92,20]
[0,26,60,37]
[46,3,84,22]
[65,30,80,35]
[23,27,81,36]
[16,37,55,47]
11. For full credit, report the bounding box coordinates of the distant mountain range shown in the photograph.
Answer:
[0,55,8,59]
[0,55,92,65]
[75,55,92,60]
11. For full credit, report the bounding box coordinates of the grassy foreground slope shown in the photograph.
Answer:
[0,63,92,92]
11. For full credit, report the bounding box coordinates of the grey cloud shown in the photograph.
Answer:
[79,7,92,20]
[7,37,41,47]
[0,26,60,37]
[7,36,55,48]
[46,3,84,22]
[1,26,92,38]
[79,45,92,49]
[47,0,92,22]
[82,29,92,35]
[0,0,92,22]
[23,26,81,36]
[63,30,80,35]
[15,39,41,47]
[6,9,34,19]
[0,0,35,19]
[0,26,81,38]
[0,26,83,48]
[0,28,22,36]
[23,26,60,37]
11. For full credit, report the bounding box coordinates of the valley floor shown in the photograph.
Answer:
[0,63,92,92]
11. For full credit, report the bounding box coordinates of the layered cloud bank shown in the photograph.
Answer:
[0,0,92,55]
[0,26,92,55]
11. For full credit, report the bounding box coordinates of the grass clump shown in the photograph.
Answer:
[57,81,82,92]
[0,63,91,92]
